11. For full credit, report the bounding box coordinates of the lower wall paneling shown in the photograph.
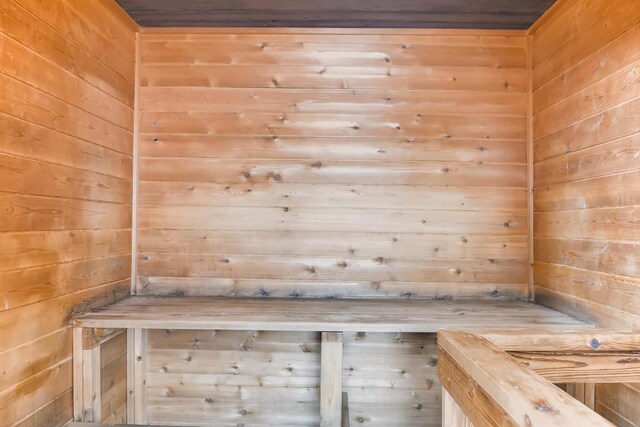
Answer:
[146,330,440,426]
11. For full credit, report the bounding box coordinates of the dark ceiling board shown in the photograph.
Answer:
[115,0,557,29]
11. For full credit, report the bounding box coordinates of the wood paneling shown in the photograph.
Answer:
[145,329,440,426]
[115,0,555,29]
[137,28,529,301]
[0,0,135,425]
[531,1,640,425]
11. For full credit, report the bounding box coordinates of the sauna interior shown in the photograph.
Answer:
[1,0,639,426]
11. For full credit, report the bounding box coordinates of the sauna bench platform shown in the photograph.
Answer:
[73,296,593,332]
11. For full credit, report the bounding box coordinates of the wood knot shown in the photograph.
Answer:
[283,207,289,212]
[374,257,385,264]
[310,161,323,168]
[243,171,251,179]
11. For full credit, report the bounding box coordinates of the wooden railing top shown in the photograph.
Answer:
[438,330,640,427]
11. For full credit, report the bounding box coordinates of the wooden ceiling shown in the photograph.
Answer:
[115,0,557,29]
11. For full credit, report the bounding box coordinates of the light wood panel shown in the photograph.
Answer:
[137,28,529,301]
[0,1,136,426]
[531,1,640,425]
[143,329,442,426]
[73,296,590,332]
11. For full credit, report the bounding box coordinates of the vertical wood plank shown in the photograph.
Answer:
[526,33,535,301]
[442,388,474,427]
[73,327,84,421]
[321,331,343,427]
[341,392,350,427]
[83,344,102,422]
[133,328,148,423]
[131,32,141,295]
[126,329,136,423]
[584,384,596,411]
[567,383,596,411]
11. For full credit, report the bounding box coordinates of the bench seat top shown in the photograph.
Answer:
[73,296,593,333]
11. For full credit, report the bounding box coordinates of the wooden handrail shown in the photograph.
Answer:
[438,330,640,426]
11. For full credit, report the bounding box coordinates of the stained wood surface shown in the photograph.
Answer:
[144,330,442,426]
[73,296,590,332]
[136,28,529,301]
[0,0,135,426]
[530,1,640,424]
[115,1,555,29]
[438,331,614,427]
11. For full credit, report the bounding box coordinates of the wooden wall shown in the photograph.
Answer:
[146,330,440,426]
[530,0,640,425]
[0,0,136,425]
[136,28,530,300]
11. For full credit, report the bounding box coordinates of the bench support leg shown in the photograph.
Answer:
[73,327,102,422]
[442,388,474,427]
[566,383,596,410]
[321,332,343,427]
[130,328,148,423]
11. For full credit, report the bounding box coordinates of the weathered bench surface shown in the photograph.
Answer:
[73,296,592,332]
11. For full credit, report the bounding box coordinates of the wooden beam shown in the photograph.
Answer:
[480,330,640,352]
[126,329,136,423]
[73,328,84,421]
[321,332,343,427]
[439,348,517,426]
[73,327,103,422]
[442,388,474,427]
[133,328,148,423]
[438,331,614,427]
[510,352,640,383]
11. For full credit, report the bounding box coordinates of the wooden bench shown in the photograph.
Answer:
[72,296,592,425]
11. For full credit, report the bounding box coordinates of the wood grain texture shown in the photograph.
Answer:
[0,0,135,426]
[115,0,555,29]
[142,329,442,426]
[531,1,640,425]
[73,296,590,332]
[136,28,529,301]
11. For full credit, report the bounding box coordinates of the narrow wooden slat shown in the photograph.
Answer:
[133,329,148,423]
[321,332,343,427]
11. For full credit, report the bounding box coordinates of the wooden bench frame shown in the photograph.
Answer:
[73,327,349,426]
[71,296,592,426]
[438,330,640,426]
